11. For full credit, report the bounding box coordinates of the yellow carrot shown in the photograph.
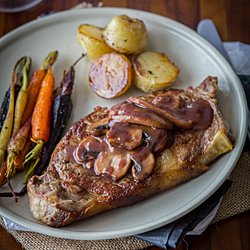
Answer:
[12,61,30,134]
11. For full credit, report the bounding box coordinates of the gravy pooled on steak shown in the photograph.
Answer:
[73,93,213,181]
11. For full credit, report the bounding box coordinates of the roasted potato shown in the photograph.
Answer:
[78,24,114,60]
[133,51,179,92]
[102,15,149,55]
[89,52,132,99]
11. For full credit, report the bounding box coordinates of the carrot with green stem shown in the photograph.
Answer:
[0,57,31,168]
[4,58,31,179]
[0,56,30,133]
[12,59,31,134]
[24,67,54,164]
[5,117,32,179]
[0,135,31,187]
[20,51,58,127]
[24,52,58,168]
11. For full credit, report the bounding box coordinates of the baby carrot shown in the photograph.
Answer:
[12,59,31,134]
[24,60,56,166]
[0,56,30,133]
[5,117,32,179]
[32,66,54,142]
[20,70,46,127]
[0,57,29,167]
[20,51,58,127]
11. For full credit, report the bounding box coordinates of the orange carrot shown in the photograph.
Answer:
[31,66,54,142]
[20,70,46,127]
[20,51,58,127]
[24,65,55,166]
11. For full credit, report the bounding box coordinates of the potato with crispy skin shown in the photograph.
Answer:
[89,52,132,99]
[133,51,180,92]
[102,15,149,55]
[77,24,114,60]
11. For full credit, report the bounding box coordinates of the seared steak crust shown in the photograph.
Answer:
[27,76,233,227]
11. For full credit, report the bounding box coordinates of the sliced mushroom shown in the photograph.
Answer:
[109,101,174,129]
[106,123,143,150]
[74,136,105,164]
[131,148,155,180]
[89,117,110,136]
[143,126,168,153]
[111,115,171,129]
[128,96,194,129]
[94,150,131,180]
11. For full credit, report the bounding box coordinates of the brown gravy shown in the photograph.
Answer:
[71,94,213,181]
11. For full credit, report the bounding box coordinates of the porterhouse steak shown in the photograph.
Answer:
[27,76,233,227]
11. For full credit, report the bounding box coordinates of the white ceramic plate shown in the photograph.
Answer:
[0,7,247,240]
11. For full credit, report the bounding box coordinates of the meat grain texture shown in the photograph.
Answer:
[27,76,233,227]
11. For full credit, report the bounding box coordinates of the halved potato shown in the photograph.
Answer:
[133,51,180,92]
[102,15,148,55]
[77,24,114,60]
[89,52,132,99]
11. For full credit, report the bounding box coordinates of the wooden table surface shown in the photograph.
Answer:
[0,1,249,250]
